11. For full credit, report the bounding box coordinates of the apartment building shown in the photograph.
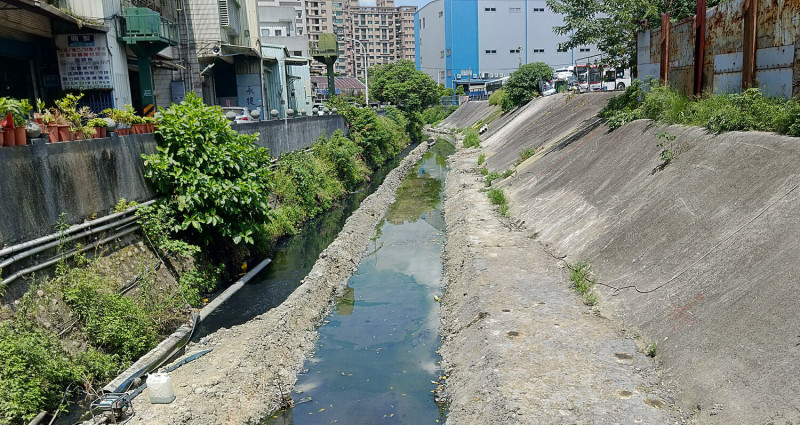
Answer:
[302,0,416,78]
[257,0,308,57]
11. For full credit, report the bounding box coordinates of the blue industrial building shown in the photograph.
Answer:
[415,0,595,93]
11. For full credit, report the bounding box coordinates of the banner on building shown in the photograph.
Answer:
[56,34,112,90]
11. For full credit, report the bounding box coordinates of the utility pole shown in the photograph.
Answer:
[339,36,368,104]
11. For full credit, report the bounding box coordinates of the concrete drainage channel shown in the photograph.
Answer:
[114,140,444,425]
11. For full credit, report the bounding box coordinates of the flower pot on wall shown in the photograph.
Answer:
[46,126,59,143]
[95,127,107,138]
[57,125,69,142]
[15,126,25,145]
[116,127,129,136]
[4,125,16,146]
[0,129,4,146]
[75,129,84,140]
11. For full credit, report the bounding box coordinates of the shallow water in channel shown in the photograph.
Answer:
[263,140,454,425]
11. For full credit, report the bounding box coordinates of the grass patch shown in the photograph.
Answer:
[477,153,486,166]
[487,188,509,216]
[515,148,538,166]
[601,81,800,136]
[569,260,598,306]
[647,342,658,358]
[463,128,481,148]
[480,167,489,176]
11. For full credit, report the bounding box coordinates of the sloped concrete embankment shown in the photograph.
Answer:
[482,92,615,172]
[439,100,498,129]
[129,142,431,425]
[487,108,800,424]
[440,140,683,424]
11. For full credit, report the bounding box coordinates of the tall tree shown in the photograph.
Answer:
[547,0,725,69]
[504,62,554,107]
[368,60,439,113]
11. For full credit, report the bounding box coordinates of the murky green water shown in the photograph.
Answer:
[264,140,454,425]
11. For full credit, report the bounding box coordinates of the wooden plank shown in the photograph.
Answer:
[660,13,670,84]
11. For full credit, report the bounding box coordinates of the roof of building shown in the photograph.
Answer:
[311,77,366,90]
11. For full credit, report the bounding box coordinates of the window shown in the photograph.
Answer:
[293,50,302,56]
[532,7,545,12]
[510,48,520,53]
[532,48,544,53]
[579,47,590,52]
[446,49,451,56]
[509,7,521,12]
[484,7,496,11]
[261,28,271,36]
[440,50,445,58]
[557,46,568,52]
[422,18,425,28]
[275,29,282,36]
[439,11,443,17]
[485,49,497,54]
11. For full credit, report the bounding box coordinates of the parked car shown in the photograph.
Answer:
[221,106,254,123]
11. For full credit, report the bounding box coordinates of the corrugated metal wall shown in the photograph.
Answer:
[638,0,800,98]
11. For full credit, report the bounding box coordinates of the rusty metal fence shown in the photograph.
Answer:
[637,0,799,99]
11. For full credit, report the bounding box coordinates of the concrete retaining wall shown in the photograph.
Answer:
[233,115,348,157]
[0,135,157,247]
[481,93,800,423]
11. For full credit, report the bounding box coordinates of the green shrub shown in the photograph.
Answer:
[143,93,273,246]
[312,130,369,191]
[477,153,486,166]
[602,82,800,137]
[463,128,481,148]
[504,62,554,108]
[0,323,77,425]
[421,105,458,125]
[487,188,509,216]
[515,148,537,166]
[485,172,501,186]
[272,150,344,220]
[569,260,598,306]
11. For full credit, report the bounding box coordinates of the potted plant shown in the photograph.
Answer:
[55,93,84,142]
[77,106,96,140]
[130,111,145,134]
[103,105,132,136]
[0,97,23,146]
[15,99,33,145]
[88,117,107,138]
[41,108,57,142]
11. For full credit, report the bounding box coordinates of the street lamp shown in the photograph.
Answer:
[338,36,368,104]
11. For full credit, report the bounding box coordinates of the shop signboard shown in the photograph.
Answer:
[56,34,112,90]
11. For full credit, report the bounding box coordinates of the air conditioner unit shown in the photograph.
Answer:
[456,74,462,79]
[482,72,489,78]
[472,74,478,79]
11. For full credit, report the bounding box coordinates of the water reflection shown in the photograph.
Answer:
[264,140,453,425]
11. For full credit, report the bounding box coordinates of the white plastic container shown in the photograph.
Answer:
[146,373,176,404]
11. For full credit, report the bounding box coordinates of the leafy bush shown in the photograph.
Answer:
[569,260,598,306]
[477,153,486,166]
[504,62,554,108]
[0,323,76,425]
[313,130,370,191]
[272,150,344,220]
[602,82,800,137]
[421,105,458,125]
[143,93,274,246]
[516,148,537,166]
[463,128,481,148]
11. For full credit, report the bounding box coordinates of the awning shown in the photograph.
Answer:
[6,0,108,32]
[285,56,310,65]
[220,44,261,58]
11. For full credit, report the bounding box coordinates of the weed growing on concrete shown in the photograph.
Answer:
[113,198,137,213]
[480,167,489,176]
[647,342,658,357]
[487,188,509,216]
[463,128,481,148]
[501,169,514,178]
[477,153,486,166]
[485,172,501,186]
[569,260,598,306]
[515,148,537,166]
[656,132,677,167]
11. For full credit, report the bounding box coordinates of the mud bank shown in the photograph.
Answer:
[438,137,688,424]
[129,142,431,425]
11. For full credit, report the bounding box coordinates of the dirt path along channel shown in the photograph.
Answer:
[438,141,690,424]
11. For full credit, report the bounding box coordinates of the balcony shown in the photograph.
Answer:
[117,7,179,46]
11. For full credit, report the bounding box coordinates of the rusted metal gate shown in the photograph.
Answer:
[637,0,800,99]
